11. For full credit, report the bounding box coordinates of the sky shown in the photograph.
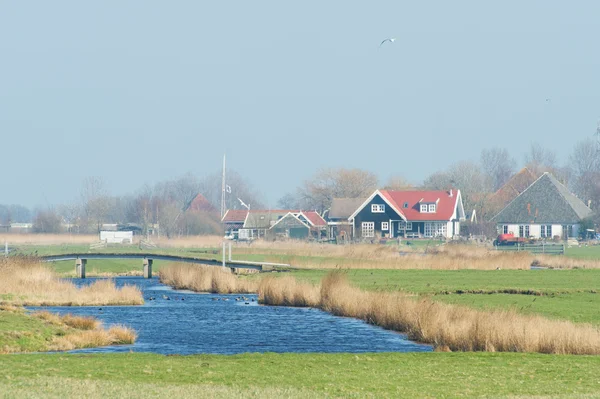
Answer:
[1,1,600,209]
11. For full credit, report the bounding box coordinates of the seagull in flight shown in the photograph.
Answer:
[379,38,396,47]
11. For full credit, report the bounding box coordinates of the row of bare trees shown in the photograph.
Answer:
[19,138,600,236]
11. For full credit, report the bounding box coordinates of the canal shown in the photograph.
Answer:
[32,277,432,355]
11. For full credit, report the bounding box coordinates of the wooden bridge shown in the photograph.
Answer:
[40,253,290,278]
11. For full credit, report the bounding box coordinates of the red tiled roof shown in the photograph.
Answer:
[222,209,249,223]
[379,189,459,221]
[301,211,327,227]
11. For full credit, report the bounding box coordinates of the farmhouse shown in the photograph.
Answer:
[491,172,594,239]
[348,189,466,239]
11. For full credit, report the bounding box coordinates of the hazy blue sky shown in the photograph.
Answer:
[2,1,599,208]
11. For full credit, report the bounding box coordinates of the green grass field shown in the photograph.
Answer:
[5,242,600,397]
[0,309,66,353]
[2,352,600,398]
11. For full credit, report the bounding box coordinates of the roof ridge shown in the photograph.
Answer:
[490,173,545,221]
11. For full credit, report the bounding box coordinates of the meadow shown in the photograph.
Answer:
[5,235,600,397]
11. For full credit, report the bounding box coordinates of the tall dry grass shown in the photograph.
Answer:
[245,241,533,270]
[159,263,258,294]
[533,255,600,269]
[0,234,98,245]
[259,271,600,355]
[0,257,143,306]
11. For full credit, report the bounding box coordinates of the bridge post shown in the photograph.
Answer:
[228,242,232,261]
[143,258,153,279]
[75,258,87,279]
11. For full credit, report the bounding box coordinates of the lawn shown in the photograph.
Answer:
[2,352,600,398]
[0,309,66,353]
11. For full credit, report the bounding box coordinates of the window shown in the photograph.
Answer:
[362,222,375,238]
[381,222,389,231]
[399,221,413,231]
[424,222,447,237]
[541,225,552,238]
[525,225,530,237]
[403,202,409,208]
[519,225,524,237]
[420,203,436,213]
[371,204,385,213]
[503,225,508,234]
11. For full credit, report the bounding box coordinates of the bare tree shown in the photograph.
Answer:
[80,177,110,233]
[298,168,378,212]
[33,208,63,233]
[383,175,414,191]
[480,147,515,191]
[199,169,265,211]
[570,138,600,207]
[422,161,487,212]
[277,193,299,209]
[524,142,557,176]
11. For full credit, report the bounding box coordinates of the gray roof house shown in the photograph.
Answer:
[491,172,594,239]
[327,198,365,240]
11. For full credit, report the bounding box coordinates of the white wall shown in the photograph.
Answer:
[100,231,133,244]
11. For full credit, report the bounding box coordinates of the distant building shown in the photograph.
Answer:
[348,189,466,239]
[491,173,593,239]
[327,198,365,241]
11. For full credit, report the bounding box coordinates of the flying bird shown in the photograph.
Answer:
[379,38,396,47]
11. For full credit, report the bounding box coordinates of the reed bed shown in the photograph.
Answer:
[159,263,258,294]
[258,271,600,355]
[230,240,533,270]
[0,257,144,306]
[0,233,98,245]
[533,255,600,269]
[49,325,137,351]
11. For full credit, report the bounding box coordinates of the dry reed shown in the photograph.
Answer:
[0,257,144,306]
[533,255,600,269]
[159,263,258,294]
[259,271,600,355]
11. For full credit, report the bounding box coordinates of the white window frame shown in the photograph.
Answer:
[420,204,428,213]
[381,222,389,231]
[371,204,385,213]
[541,225,552,238]
[424,222,446,237]
[399,221,413,231]
[362,222,375,238]
[428,204,436,213]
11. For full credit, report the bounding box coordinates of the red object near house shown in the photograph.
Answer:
[495,233,527,246]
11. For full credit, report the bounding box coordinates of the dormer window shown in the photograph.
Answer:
[403,202,409,208]
[420,203,437,213]
[371,204,385,213]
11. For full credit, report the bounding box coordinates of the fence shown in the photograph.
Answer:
[495,243,565,255]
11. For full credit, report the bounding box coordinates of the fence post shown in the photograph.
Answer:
[4,241,7,257]
[228,242,232,262]
[542,242,545,254]
[222,242,226,268]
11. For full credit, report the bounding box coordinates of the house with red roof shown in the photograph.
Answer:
[348,189,466,239]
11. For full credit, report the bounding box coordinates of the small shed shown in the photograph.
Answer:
[270,213,311,239]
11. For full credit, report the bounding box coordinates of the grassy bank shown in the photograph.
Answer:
[0,306,136,353]
[259,272,600,355]
[1,352,600,398]
[0,257,143,306]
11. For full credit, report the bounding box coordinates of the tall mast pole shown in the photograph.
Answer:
[220,154,226,219]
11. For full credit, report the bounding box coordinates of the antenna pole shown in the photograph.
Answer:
[596,122,600,153]
[221,154,226,219]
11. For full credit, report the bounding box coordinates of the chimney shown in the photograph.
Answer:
[588,200,592,208]
[449,189,453,197]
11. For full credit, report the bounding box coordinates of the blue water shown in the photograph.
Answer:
[31,277,431,355]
